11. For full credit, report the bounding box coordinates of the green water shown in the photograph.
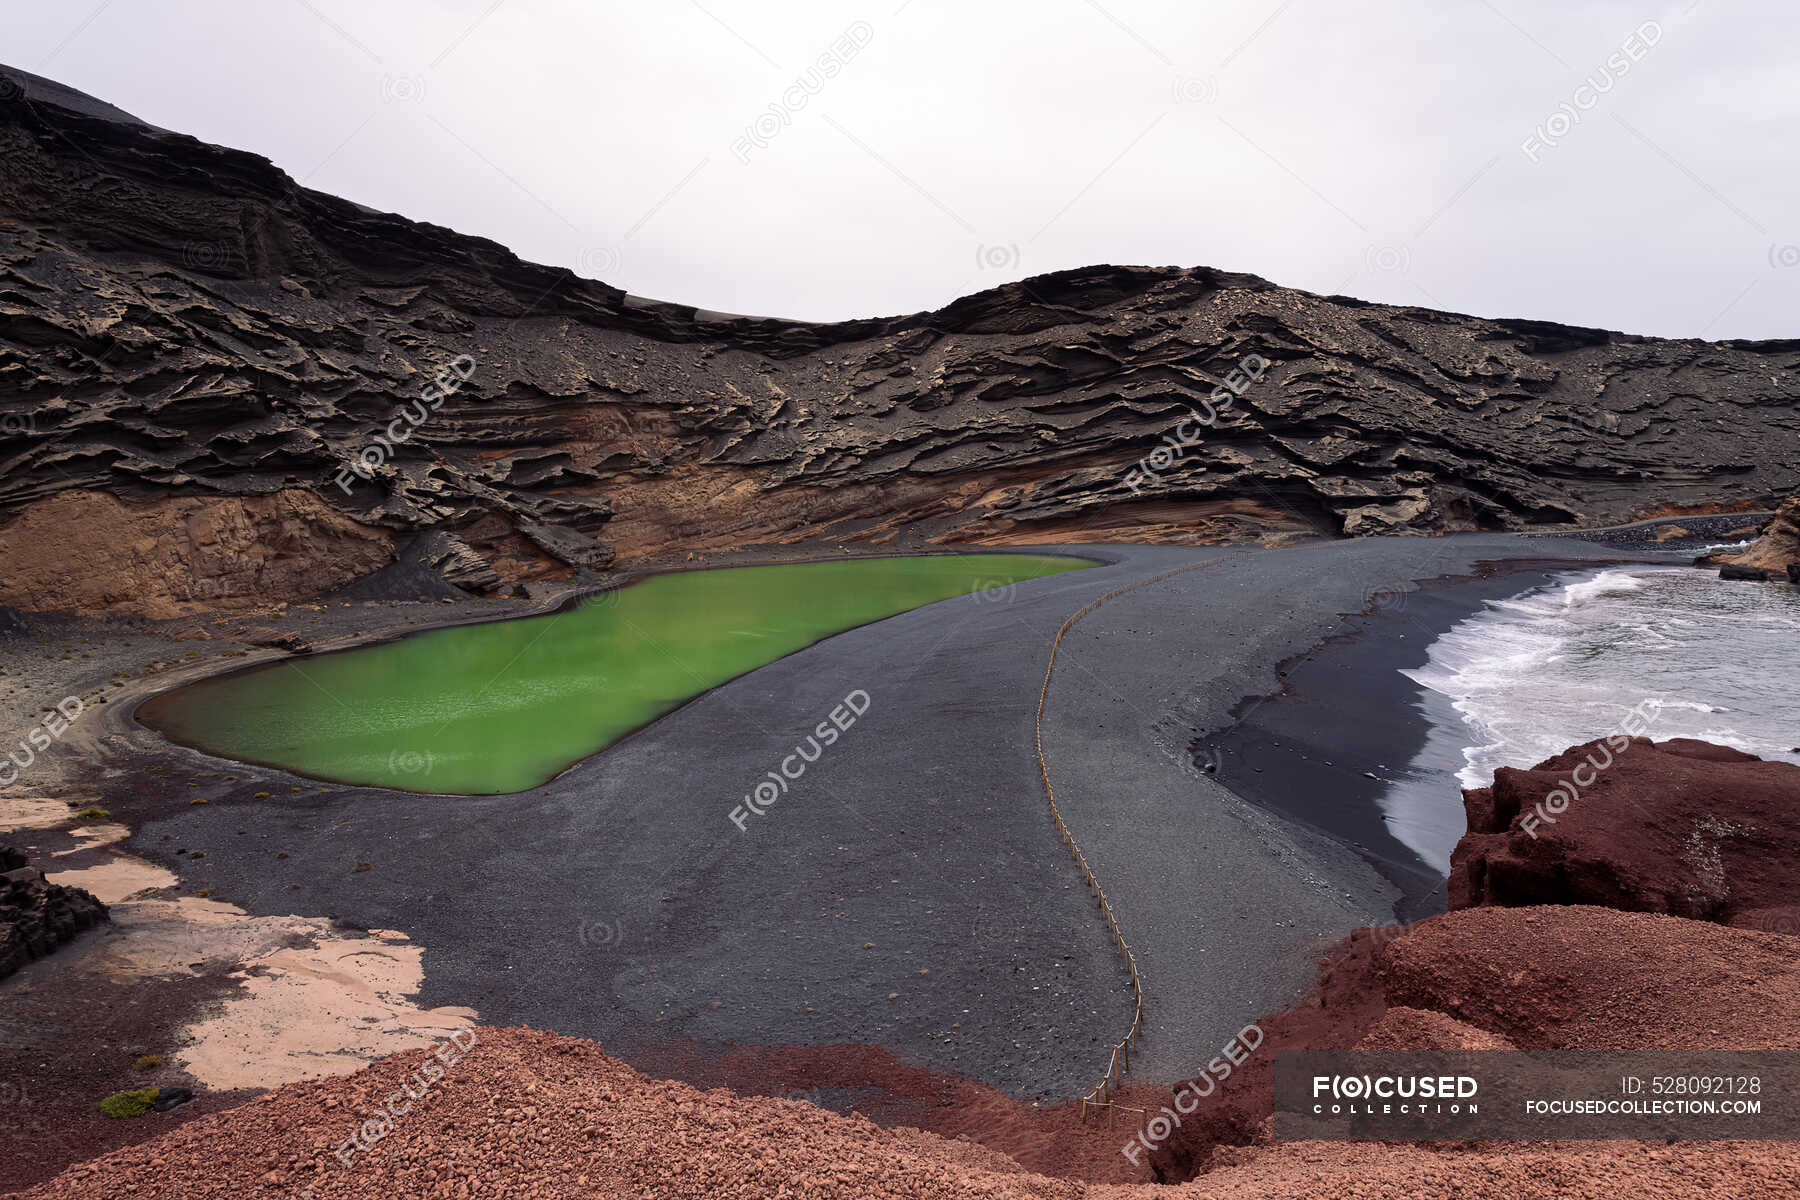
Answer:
[138,554,1090,794]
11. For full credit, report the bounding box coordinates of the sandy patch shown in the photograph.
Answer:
[176,926,477,1090]
[46,856,176,903]
[31,841,478,1093]
[60,889,477,1091]
[0,793,79,833]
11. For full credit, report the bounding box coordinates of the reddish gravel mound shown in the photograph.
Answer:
[1148,924,1396,1180]
[23,737,1800,1198]
[17,1024,1799,1200]
[618,1038,1158,1184]
[1449,737,1800,920]
[17,1028,1080,1200]
[1353,1007,1516,1051]
[1379,905,1800,1050]
[1189,1140,1800,1199]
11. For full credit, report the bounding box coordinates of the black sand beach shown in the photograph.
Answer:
[1196,518,1765,923]
[1197,560,1605,920]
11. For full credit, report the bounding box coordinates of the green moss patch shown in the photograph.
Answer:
[100,1087,160,1118]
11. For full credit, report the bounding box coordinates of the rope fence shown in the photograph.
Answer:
[1032,558,1225,1123]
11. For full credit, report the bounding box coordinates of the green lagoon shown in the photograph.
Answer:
[137,554,1090,794]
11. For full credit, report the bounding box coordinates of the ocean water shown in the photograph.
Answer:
[1381,565,1800,872]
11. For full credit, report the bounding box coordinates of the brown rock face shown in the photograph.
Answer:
[3,66,1798,614]
[1449,737,1800,921]
[0,489,392,617]
[1718,493,1800,577]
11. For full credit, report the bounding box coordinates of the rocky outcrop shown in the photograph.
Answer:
[0,843,108,978]
[1715,494,1800,581]
[1148,735,1800,1180]
[2,66,1795,616]
[325,530,501,604]
[1449,737,1800,921]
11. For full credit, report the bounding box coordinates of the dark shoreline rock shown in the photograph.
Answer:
[0,843,109,979]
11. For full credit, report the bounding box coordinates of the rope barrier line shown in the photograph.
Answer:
[1033,557,1227,1123]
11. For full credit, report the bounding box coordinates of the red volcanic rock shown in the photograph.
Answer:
[1147,735,1800,1180]
[1449,737,1800,921]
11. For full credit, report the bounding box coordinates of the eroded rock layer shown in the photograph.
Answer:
[2,65,1797,615]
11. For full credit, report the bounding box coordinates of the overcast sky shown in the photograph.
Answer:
[7,0,1798,338]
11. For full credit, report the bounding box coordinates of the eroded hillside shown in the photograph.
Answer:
[1,65,1794,615]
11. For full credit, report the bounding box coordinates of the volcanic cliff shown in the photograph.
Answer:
[2,64,1796,617]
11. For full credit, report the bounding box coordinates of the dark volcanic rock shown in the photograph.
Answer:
[326,531,498,603]
[1,64,1796,616]
[1449,737,1800,922]
[0,843,108,979]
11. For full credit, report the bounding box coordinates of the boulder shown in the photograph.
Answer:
[517,524,616,571]
[1717,494,1800,576]
[1449,737,1800,922]
[0,844,109,979]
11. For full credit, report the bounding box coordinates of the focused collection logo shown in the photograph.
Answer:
[1311,1073,1479,1115]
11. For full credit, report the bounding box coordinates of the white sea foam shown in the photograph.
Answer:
[1386,565,1800,872]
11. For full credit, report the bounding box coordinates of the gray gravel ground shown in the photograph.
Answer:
[1036,535,1647,1080]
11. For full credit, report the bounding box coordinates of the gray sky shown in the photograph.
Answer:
[8,0,1797,338]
